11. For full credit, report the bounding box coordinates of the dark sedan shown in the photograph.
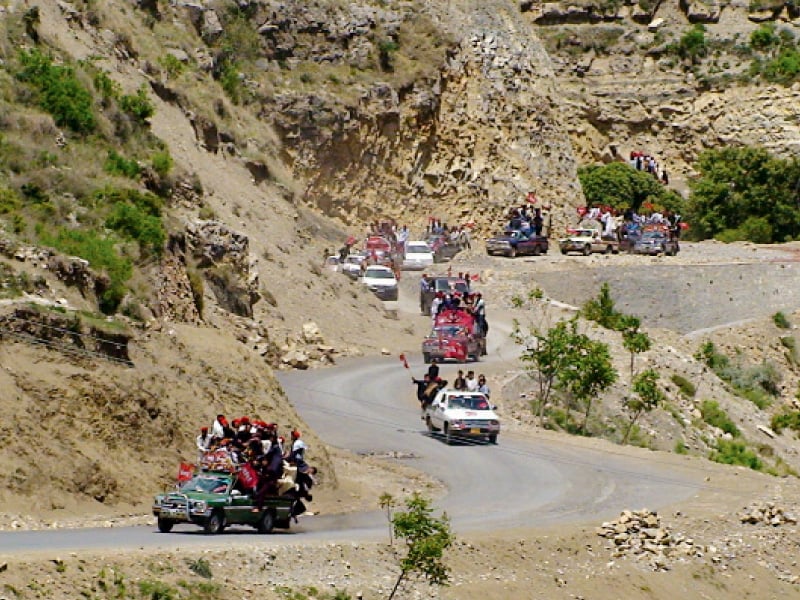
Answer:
[633,231,680,256]
[486,230,548,257]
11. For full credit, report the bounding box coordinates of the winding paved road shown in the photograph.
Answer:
[0,304,713,556]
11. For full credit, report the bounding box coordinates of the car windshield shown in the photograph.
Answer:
[406,244,431,254]
[431,326,468,337]
[433,279,469,294]
[364,268,395,279]
[447,395,490,410]
[326,257,339,265]
[641,232,665,241]
[345,256,364,264]
[179,474,231,494]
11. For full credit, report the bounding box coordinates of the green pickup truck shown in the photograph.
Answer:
[152,470,296,534]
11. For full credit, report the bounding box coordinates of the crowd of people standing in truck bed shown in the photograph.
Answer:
[193,415,316,510]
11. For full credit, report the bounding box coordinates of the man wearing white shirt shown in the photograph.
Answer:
[465,370,478,392]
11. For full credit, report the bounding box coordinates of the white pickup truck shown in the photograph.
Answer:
[424,390,500,445]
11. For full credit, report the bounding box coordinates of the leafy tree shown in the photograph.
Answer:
[577,163,679,213]
[686,146,800,243]
[388,493,453,600]
[622,369,664,444]
[558,331,617,433]
[512,315,582,427]
[621,315,651,380]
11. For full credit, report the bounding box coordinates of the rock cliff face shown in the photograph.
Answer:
[263,0,584,233]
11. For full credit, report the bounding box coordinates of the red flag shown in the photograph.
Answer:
[470,273,480,281]
[346,236,356,245]
[577,206,587,217]
[399,353,409,369]
[679,222,690,230]
[238,463,259,490]
[526,192,538,204]
[177,462,195,482]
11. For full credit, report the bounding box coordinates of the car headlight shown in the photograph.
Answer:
[190,500,207,513]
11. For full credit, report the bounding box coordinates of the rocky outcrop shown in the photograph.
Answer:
[279,321,337,370]
[185,220,260,318]
[270,0,583,234]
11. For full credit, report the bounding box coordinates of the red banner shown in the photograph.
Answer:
[177,462,195,482]
[399,353,409,369]
[238,463,259,490]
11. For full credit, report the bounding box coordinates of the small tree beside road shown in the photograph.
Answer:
[388,493,453,600]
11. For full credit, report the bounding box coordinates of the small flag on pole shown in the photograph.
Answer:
[399,353,409,369]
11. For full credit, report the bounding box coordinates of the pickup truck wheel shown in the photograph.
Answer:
[583,244,591,256]
[605,245,613,255]
[157,518,174,533]
[560,248,567,255]
[488,434,498,445]
[257,509,275,534]
[423,352,431,364]
[204,510,224,535]
[508,247,517,258]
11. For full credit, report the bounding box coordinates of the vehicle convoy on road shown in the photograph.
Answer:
[633,229,680,256]
[402,240,435,270]
[422,308,486,363]
[360,265,399,301]
[152,470,296,534]
[341,253,367,279]
[424,390,500,444]
[485,230,549,257]
[559,228,619,256]
[420,276,470,315]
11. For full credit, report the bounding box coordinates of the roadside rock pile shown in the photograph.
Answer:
[279,321,337,370]
[596,509,705,571]
[739,501,798,526]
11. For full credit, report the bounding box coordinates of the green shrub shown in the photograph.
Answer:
[695,341,729,371]
[581,282,624,330]
[710,439,762,471]
[677,24,708,63]
[187,266,204,317]
[750,23,778,50]
[186,557,212,579]
[0,187,21,214]
[773,311,791,329]
[92,70,120,105]
[105,202,165,257]
[119,85,154,122]
[16,49,96,134]
[771,410,800,434]
[104,150,140,179]
[150,150,173,177]
[762,47,800,84]
[218,60,241,104]
[671,374,696,397]
[158,54,186,78]
[43,228,132,313]
[674,439,688,454]
[700,400,740,437]
[138,580,177,600]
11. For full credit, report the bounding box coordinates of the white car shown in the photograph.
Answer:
[402,241,434,270]
[359,265,398,301]
[424,390,500,444]
[324,256,341,273]
[341,254,367,279]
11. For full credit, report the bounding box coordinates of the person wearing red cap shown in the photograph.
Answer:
[211,414,226,440]
[286,429,308,469]
[196,427,211,462]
